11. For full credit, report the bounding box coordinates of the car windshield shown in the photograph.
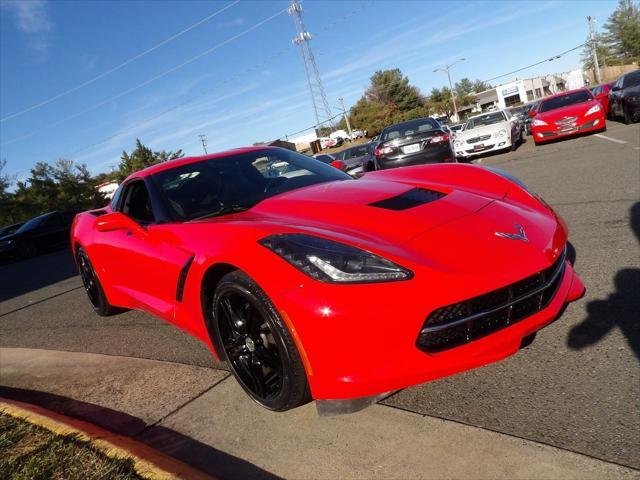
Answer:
[380,118,438,142]
[450,124,463,131]
[15,214,47,233]
[623,70,640,88]
[539,91,592,112]
[465,112,505,130]
[152,148,351,221]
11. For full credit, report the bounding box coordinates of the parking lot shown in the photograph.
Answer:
[1,121,639,471]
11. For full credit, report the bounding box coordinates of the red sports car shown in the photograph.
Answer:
[530,88,606,145]
[71,147,585,413]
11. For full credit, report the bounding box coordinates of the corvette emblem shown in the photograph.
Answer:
[495,224,528,242]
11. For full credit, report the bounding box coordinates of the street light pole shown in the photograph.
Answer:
[338,97,353,140]
[587,16,601,84]
[434,58,465,122]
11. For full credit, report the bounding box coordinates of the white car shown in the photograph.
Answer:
[453,110,522,160]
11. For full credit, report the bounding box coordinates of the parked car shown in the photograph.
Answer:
[312,153,347,172]
[333,143,371,172]
[0,210,79,259]
[530,88,605,145]
[71,146,584,413]
[372,117,454,170]
[449,123,465,134]
[591,81,616,118]
[609,69,640,124]
[0,222,24,238]
[522,100,541,135]
[453,110,522,160]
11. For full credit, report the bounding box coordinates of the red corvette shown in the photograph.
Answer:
[71,147,585,412]
[531,88,606,145]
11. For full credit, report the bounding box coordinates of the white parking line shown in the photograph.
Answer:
[594,134,628,145]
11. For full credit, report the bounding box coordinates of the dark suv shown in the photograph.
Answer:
[372,117,454,170]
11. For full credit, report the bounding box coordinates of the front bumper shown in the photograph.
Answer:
[455,136,511,158]
[533,114,605,143]
[268,247,584,402]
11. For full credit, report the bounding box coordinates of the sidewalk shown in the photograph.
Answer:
[1,347,637,480]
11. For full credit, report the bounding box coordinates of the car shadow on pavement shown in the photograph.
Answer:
[0,386,282,480]
[0,249,78,302]
[566,202,640,361]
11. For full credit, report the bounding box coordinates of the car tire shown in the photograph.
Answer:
[213,270,311,411]
[17,240,37,259]
[623,107,632,125]
[76,247,123,316]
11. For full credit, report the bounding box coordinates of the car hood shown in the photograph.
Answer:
[622,84,640,95]
[456,122,508,139]
[409,197,565,275]
[536,101,597,121]
[243,177,504,245]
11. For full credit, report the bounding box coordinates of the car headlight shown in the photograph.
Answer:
[494,129,507,138]
[584,104,602,116]
[0,239,13,247]
[532,119,547,127]
[624,95,640,103]
[260,233,413,283]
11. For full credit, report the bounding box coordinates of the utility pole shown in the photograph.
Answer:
[434,58,465,122]
[288,0,333,135]
[587,16,601,84]
[198,134,208,154]
[338,97,352,140]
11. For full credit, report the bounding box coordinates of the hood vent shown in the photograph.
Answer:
[369,188,446,211]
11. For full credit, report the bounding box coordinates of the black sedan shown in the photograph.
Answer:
[372,117,454,170]
[609,69,640,124]
[0,210,79,259]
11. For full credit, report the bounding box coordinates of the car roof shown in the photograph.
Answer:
[127,146,278,180]
[382,117,437,130]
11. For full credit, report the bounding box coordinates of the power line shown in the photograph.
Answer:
[482,43,587,84]
[1,6,288,147]
[0,0,241,123]
[4,1,372,178]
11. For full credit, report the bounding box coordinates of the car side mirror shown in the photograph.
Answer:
[528,110,537,117]
[96,212,147,237]
[611,85,620,91]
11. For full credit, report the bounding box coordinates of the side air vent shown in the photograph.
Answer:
[369,188,446,211]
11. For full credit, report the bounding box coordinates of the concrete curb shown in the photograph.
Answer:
[0,398,215,480]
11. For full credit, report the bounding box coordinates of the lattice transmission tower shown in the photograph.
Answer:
[288,0,333,131]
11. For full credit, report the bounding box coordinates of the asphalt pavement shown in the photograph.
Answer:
[1,120,638,470]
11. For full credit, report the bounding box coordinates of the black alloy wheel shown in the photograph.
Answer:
[213,270,310,411]
[76,247,123,316]
[79,253,100,308]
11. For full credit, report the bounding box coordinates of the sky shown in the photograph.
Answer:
[0,0,619,181]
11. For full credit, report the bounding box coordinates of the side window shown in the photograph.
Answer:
[120,181,155,224]
[43,214,63,228]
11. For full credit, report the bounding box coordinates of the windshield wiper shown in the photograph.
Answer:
[191,203,253,221]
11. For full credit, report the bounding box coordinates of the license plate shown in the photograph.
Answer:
[402,144,420,154]
[473,144,485,151]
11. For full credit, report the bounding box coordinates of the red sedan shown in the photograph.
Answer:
[531,88,606,145]
[591,81,615,117]
[71,147,584,412]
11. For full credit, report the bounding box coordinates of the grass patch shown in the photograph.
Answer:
[0,413,142,480]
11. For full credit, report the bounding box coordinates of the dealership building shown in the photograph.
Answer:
[459,69,587,116]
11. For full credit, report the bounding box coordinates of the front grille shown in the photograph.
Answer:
[417,249,566,352]
[466,134,491,144]
[554,116,578,125]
